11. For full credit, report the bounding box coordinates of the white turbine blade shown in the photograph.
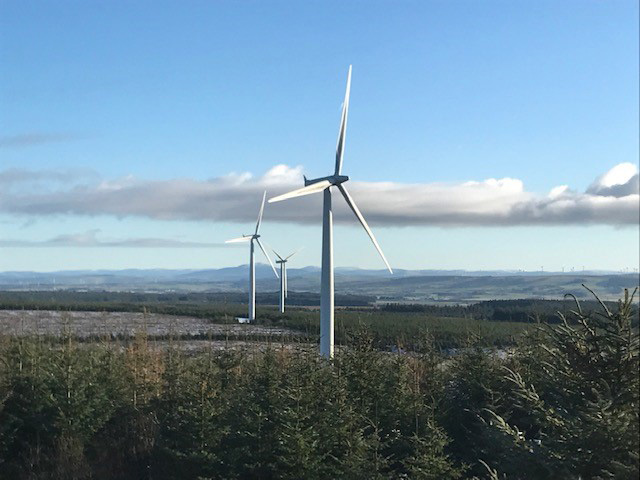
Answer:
[268,180,331,203]
[334,65,352,176]
[261,241,284,262]
[225,236,251,244]
[256,238,279,278]
[255,190,267,234]
[337,184,392,274]
[285,247,303,260]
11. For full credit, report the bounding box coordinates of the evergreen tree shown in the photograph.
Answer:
[481,288,639,479]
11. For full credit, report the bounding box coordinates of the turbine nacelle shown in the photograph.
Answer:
[225,190,279,278]
[273,248,300,314]
[304,174,350,187]
[273,248,301,265]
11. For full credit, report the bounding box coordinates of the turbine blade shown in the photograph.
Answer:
[255,190,267,234]
[285,247,303,260]
[334,65,352,176]
[256,238,279,278]
[261,240,285,266]
[225,236,251,244]
[268,180,331,203]
[337,184,392,273]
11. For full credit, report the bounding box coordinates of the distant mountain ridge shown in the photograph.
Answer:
[0,265,629,279]
[0,266,636,304]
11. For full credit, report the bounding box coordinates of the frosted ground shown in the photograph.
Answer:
[0,310,300,342]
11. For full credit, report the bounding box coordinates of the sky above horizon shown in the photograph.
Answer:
[1,0,638,272]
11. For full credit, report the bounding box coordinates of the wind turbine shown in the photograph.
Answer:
[273,249,301,313]
[226,191,279,322]
[269,66,392,357]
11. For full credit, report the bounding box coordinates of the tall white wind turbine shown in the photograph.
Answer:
[269,66,392,357]
[226,191,279,322]
[273,249,301,313]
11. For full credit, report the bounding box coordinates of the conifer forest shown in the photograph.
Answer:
[0,289,638,479]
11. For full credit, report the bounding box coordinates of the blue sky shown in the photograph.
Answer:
[1,0,638,272]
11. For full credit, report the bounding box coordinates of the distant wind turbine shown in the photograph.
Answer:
[226,191,279,322]
[269,66,392,357]
[273,248,302,313]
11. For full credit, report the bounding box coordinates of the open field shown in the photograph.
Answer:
[0,308,530,351]
[1,289,636,350]
[0,310,299,339]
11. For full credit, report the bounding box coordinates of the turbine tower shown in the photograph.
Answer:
[226,191,279,322]
[273,249,301,313]
[269,66,392,357]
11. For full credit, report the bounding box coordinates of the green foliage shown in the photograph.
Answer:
[382,298,621,324]
[0,290,373,314]
[275,309,528,350]
[0,338,463,479]
[152,349,227,478]
[478,287,640,479]
[0,287,637,479]
[441,343,506,475]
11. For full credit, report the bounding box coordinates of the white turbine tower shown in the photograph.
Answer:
[273,249,301,313]
[269,66,392,357]
[226,191,279,322]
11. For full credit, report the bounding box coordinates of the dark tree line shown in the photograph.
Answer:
[0,291,374,313]
[381,298,626,324]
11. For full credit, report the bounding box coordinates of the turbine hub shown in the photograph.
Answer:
[332,175,349,185]
[304,174,349,186]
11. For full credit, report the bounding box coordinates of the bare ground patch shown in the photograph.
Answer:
[0,310,302,339]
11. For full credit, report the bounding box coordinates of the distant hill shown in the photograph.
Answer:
[0,267,636,304]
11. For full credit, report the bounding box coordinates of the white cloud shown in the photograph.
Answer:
[0,132,87,148]
[0,163,637,227]
[586,162,639,198]
[0,167,98,190]
[592,162,637,189]
[0,230,229,248]
[548,185,570,198]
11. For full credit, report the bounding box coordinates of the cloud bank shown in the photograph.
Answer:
[0,132,89,149]
[0,230,228,248]
[0,163,637,227]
